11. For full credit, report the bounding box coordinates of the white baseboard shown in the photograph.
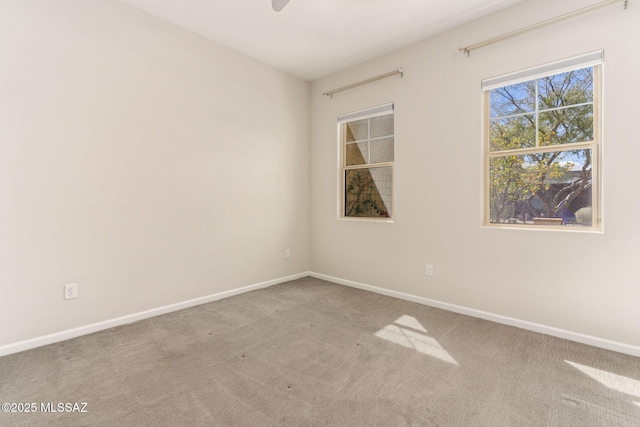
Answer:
[4,271,638,359]
[310,272,640,358]
[0,272,311,357]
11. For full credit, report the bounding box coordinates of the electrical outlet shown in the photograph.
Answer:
[285,249,291,259]
[64,283,78,300]
[425,265,433,277]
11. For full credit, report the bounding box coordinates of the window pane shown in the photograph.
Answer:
[538,68,593,111]
[370,137,394,164]
[490,115,535,151]
[344,119,368,142]
[346,142,368,166]
[490,81,535,118]
[539,105,593,146]
[345,167,392,218]
[489,149,592,226]
[370,114,394,138]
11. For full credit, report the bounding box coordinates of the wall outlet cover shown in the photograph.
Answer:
[64,283,78,300]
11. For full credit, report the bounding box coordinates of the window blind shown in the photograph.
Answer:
[481,50,603,91]
[338,103,394,123]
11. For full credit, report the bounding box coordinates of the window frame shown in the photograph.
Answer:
[338,103,395,221]
[483,56,602,231]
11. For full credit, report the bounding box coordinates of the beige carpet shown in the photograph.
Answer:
[1,276,639,426]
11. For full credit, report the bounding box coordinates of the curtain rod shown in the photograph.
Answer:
[458,0,629,56]
[323,68,404,98]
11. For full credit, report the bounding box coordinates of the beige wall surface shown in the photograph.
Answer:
[0,0,310,346]
[310,0,640,347]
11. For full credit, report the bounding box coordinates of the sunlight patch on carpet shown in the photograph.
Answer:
[566,361,640,399]
[375,316,458,365]
[394,315,427,332]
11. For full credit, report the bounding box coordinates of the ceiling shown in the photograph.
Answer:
[119,0,522,81]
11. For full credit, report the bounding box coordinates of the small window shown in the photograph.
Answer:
[339,104,394,219]
[483,52,601,230]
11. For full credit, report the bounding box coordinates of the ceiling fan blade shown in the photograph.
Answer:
[272,0,291,12]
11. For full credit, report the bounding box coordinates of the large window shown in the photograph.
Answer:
[339,103,394,219]
[483,52,602,230]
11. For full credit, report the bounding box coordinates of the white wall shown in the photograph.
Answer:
[310,0,640,348]
[0,0,310,347]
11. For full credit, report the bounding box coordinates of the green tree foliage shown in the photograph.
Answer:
[489,68,593,224]
[345,169,390,218]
